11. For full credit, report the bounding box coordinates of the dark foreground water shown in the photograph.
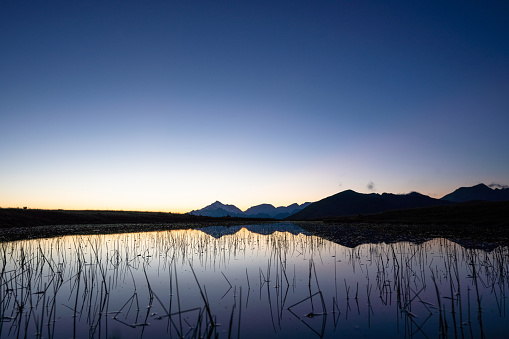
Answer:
[1,223,508,338]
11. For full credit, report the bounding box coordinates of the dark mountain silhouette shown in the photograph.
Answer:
[286,189,450,220]
[441,183,509,202]
[243,203,274,215]
[188,201,244,217]
[189,201,311,219]
[244,202,312,219]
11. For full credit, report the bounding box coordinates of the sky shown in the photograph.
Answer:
[1,0,508,213]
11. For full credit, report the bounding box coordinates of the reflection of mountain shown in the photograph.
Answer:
[196,223,310,239]
[189,201,311,219]
[441,183,509,202]
[194,222,505,252]
[287,190,449,220]
[197,225,243,238]
[297,222,507,251]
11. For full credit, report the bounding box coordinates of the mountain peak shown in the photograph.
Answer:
[441,183,509,202]
[334,189,360,197]
[187,201,243,217]
[189,201,311,219]
[209,201,227,208]
[472,183,491,190]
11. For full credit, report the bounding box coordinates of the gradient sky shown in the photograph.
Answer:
[1,1,508,212]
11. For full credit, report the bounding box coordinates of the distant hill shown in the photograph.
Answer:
[441,183,509,202]
[188,201,244,217]
[243,204,277,218]
[286,190,450,220]
[189,201,311,219]
[244,202,312,219]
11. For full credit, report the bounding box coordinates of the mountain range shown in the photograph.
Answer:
[188,201,312,219]
[188,183,509,221]
[287,183,509,220]
[286,190,450,220]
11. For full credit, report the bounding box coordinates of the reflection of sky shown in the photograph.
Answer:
[3,224,508,338]
[1,1,508,211]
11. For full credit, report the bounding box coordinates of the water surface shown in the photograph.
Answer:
[1,223,507,338]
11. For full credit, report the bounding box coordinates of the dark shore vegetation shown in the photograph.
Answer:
[321,200,509,226]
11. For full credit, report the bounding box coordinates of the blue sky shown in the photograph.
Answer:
[1,1,508,212]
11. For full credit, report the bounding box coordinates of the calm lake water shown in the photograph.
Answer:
[1,223,508,338]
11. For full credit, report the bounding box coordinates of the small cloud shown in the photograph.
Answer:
[367,180,375,191]
[488,182,509,189]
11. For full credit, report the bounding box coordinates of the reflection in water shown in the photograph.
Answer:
[0,223,508,338]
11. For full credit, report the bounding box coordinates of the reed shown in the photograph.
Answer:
[1,224,508,338]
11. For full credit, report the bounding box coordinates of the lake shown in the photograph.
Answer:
[1,222,508,338]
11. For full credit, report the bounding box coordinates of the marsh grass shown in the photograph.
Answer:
[0,224,508,338]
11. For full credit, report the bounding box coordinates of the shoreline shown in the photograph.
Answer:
[0,220,281,243]
[2,205,508,248]
[2,220,508,251]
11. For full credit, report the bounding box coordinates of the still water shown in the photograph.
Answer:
[1,223,508,338]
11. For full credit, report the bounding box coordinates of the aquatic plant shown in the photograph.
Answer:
[0,224,508,338]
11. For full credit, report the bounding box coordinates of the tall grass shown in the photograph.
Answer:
[0,225,508,338]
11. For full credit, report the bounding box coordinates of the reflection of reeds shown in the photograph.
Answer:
[1,227,508,338]
[189,261,214,329]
